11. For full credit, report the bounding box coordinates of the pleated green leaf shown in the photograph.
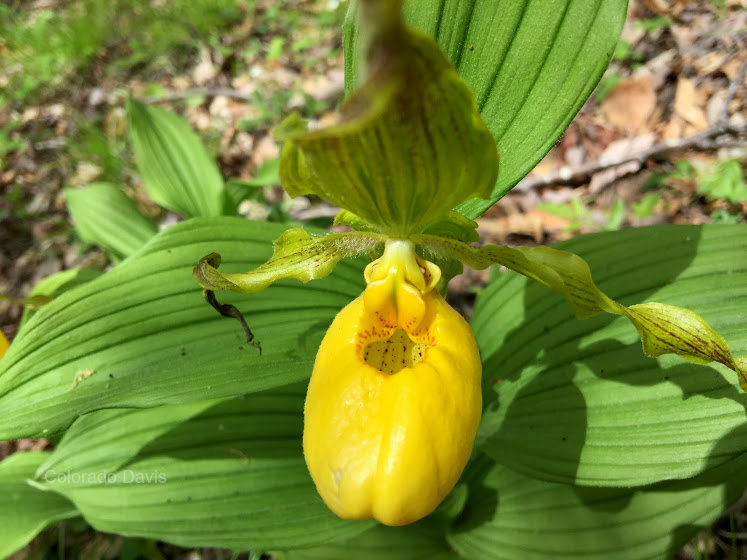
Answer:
[345,0,627,218]
[66,183,158,259]
[0,452,78,560]
[127,98,226,218]
[276,521,456,560]
[32,385,373,551]
[19,268,103,329]
[447,452,747,560]
[0,217,365,440]
[471,225,747,486]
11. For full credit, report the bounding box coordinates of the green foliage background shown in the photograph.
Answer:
[1,1,746,559]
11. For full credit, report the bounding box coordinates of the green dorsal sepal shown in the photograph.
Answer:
[415,234,747,390]
[276,4,498,236]
[421,212,480,244]
[335,209,479,243]
[193,227,384,294]
[333,209,380,233]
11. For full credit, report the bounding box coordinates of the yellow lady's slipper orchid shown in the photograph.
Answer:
[303,240,482,526]
[196,0,746,535]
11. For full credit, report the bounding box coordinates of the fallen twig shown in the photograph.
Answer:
[520,59,747,192]
[516,121,747,191]
[139,87,254,104]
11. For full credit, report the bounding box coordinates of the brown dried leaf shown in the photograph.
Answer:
[673,78,709,131]
[601,75,657,132]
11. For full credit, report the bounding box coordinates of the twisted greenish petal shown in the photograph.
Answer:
[415,234,747,388]
[194,227,384,293]
[277,20,497,235]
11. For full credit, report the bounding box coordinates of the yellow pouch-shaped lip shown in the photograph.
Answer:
[0,330,8,360]
[303,290,482,527]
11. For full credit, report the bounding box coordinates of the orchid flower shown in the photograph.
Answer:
[194,0,746,526]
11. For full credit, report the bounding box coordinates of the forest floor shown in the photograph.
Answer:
[0,0,745,558]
